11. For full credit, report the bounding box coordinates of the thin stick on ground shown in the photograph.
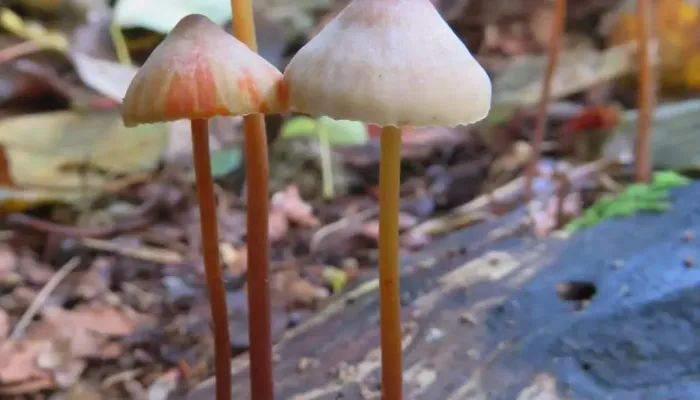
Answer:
[378,125,404,400]
[10,257,81,340]
[228,2,274,399]
[635,0,653,183]
[191,119,232,400]
[524,0,567,200]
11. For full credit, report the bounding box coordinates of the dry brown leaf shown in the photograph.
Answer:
[530,191,582,237]
[362,212,420,240]
[0,376,55,396]
[268,208,289,242]
[274,270,328,308]
[271,185,320,227]
[41,305,141,337]
[220,243,247,275]
[0,340,51,384]
[609,0,700,92]
[0,244,17,276]
[0,310,9,341]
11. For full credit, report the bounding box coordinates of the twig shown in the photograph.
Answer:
[109,23,132,66]
[635,0,653,182]
[80,238,184,264]
[7,195,159,238]
[0,40,41,64]
[408,159,613,238]
[309,206,377,252]
[524,0,567,199]
[9,257,81,340]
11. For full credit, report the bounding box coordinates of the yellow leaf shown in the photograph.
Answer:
[0,110,168,211]
[608,0,700,92]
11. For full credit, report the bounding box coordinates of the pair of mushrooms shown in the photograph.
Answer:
[121,0,491,399]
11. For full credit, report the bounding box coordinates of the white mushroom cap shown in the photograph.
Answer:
[283,0,492,128]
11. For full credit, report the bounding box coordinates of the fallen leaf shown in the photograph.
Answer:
[321,267,347,293]
[0,310,9,341]
[71,52,138,102]
[147,368,180,400]
[210,148,242,178]
[0,340,51,384]
[268,209,289,242]
[282,116,369,146]
[274,270,328,308]
[362,212,419,240]
[0,244,18,275]
[0,109,167,210]
[219,243,247,275]
[41,304,142,337]
[271,185,320,227]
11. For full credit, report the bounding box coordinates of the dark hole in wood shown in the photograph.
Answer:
[556,281,597,302]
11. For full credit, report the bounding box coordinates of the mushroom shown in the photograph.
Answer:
[122,14,286,400]
[228,0,278,397]
[283,0,491,397]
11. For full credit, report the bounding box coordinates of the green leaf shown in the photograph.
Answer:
[210,148,242,178]
[281,116,317,138]
[113,0,232,33]
[322,266,348,293]
[281,116,368,147]
[318,116,369,146]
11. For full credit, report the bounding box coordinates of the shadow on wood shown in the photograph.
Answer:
[185,182,700,400]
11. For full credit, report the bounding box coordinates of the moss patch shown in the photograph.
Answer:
[565,171,691,233]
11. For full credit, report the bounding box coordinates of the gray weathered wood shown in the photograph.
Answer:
[185,182,700,400]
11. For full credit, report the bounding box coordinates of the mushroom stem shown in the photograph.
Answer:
[635,0,652,183]
[190,119,232,400]
[378,124,404,400]
[229,2,275,399]
[524,0,566,200]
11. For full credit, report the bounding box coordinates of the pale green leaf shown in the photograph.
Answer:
[281,116,368,146]
[281,116,317,138]
[318,117,368,146]
[113,0,232,33]
[210,148,242,178]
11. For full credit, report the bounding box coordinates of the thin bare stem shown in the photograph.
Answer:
[524,0,566,200]
[635,0,653,183]
[379,125,403,400]
[191,119,232,400]
[229,2,274,399]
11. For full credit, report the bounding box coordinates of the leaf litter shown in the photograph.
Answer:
[1,0,700,398]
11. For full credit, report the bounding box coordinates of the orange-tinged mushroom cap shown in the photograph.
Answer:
[122,14,288,127]
[283,0,491,128]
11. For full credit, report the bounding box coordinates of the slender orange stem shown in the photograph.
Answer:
[190,119,232,400]
[524,0,566,200]
[229,2,274,399]
[379,125,403,400]
[635,0,653,183]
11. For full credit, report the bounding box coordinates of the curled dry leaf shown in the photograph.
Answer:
[0,310,8,340]
[0,340,51,385]
[268,208,290,242]
[219,243,247,276]
[530,191,582,237]
[362,212,419,240]
[274,270,328,308]
[271,185,320,227]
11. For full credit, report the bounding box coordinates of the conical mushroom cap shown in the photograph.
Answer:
[122,14,287,127]
[283,0,491,128]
